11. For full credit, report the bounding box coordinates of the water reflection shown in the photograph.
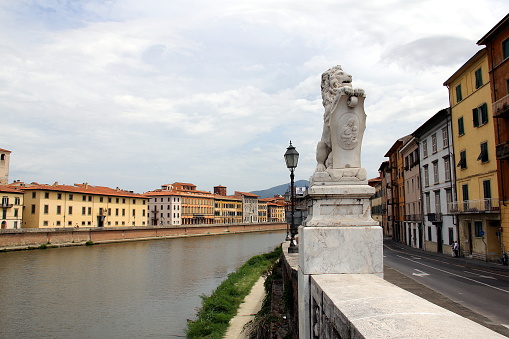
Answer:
[0,231,285,338]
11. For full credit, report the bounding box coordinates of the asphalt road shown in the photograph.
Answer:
[384,239,509,331]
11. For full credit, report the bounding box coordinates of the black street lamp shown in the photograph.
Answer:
[284,141,299,253]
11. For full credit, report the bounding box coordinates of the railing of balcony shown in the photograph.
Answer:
[448,198,500,214]
[404,214,422,221]
[427,213,443,222]
[493,94,509,118]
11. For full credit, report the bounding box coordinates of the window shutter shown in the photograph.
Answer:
[481,103,488,124]
[473,108,479,127]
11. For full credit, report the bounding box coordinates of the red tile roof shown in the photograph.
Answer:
[20,183,147,198]
[0,185,24,194]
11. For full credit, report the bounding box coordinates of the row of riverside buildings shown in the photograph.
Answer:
[0,150,286,229]
[369,13,509,262]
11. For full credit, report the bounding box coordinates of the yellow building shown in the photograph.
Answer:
[260,197,286,222]
[21,183,148,228]
[444,48,501,261]
[212,185,242,224]
[171,182,214,225]
[258,200,268,223]
[0,185,24,229]
[213,196,242,224]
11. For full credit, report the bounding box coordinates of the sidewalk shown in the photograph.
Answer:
[384,237,509,273]
[224,276,266,339]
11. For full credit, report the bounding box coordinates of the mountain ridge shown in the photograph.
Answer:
[250,180,309,199]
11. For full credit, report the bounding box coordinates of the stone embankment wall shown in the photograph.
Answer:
[0,223,286,250]
[280,242,506,339]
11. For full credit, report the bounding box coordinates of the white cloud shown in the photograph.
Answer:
[1,0,508,193]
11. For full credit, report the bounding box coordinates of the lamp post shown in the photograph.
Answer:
[284,141,299,253]
[283,192,291,241]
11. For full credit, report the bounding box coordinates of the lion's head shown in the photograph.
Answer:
[321,65,352,108]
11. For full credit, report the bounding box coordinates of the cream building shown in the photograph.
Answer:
[21,183,148,228]
[0,185,23,229]
[145,184,182,226]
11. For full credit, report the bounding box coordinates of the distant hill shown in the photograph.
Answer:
[251,180,309,199]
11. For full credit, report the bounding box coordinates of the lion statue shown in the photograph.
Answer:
[316,65,364,172]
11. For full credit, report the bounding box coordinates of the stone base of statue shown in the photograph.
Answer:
[298,172,383,338]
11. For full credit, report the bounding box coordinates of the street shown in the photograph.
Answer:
[384,240,509,330]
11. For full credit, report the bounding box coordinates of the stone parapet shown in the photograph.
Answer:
[310,274,506,338]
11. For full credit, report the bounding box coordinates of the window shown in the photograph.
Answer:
[457,150,467,169]
[44,205,49,214]
[69,194,73,201]
[69,206,73,215]
[475,68,483,89]
[483,180,492,199]
[43,221,48,226]
[132,209,135,217]
[87,207,91,215]
[44,192,49,199]
[122,209,125,216]
[108,197,112,203]
[477,142,489,163]
[446,189,453,212]
[428,226,433,241]
[434,191,441,214]
[31,205,36,214]
[448,228,454,245]
[100,197,103,203]
[503,38,509,60]
[56,205,61,215]
[32,192,36,199]
[82,207,86,215]
[88,196,92,202]
[433,161,439,184]
[14,209,18,217]
[474,221,483,237]
[115,208,119,216]
[442,127,449,148]
[431,133,437,153]
[82,195,86,202]
[455,84,463,102]
[444,156,451,181]
[14,197,20,205]
[422,140,428,158]
[425,193,431,213]
[473,103,488,127]
[458,117,465,136]
[57,193,62,200]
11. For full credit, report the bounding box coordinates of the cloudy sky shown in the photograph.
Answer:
[1,1,508,194]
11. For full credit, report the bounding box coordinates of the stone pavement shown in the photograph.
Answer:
[224,276,266,339]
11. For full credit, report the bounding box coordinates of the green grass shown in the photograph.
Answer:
[186,245,282,339]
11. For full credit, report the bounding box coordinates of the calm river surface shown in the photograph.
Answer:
[0,230,285,338]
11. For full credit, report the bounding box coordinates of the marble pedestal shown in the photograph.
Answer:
[298,182,383,338]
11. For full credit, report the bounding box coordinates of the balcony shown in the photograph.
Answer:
[496,142,509,160]
[493,94,509,118]
[1,203,13,208]
[427,213,443,222]
[448,198,500,214]
[404,214,422,221]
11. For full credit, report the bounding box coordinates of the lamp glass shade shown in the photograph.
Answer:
[284,142,299,169]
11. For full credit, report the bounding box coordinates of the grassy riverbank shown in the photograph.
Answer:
[186,245,282,339]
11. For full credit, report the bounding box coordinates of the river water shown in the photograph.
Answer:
[0,231,285,338]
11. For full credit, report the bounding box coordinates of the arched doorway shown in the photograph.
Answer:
[1,221,6,229]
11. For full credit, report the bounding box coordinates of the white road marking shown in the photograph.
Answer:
[465,271,497,280]
[412,269,429,277]
[396,255,509,294]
